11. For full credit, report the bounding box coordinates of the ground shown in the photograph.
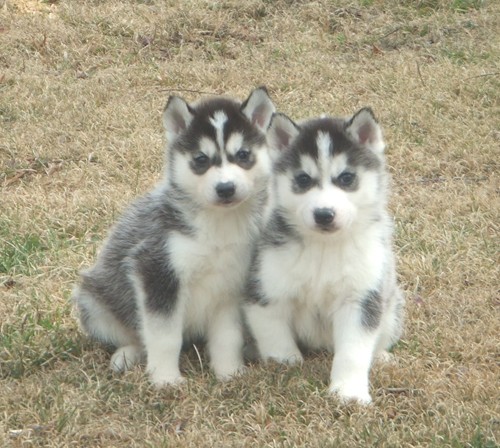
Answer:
[0,0,499,446]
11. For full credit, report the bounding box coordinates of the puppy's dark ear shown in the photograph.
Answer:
[267,113,300,162]
[163,96,195,143]
[241,86,276,132]
[345,108,385,153]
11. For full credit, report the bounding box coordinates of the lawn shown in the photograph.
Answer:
[1,0,499,446]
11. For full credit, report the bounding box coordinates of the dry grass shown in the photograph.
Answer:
[1,0,499,446]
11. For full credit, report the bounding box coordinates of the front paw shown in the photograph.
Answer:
[265,351,304,365]
[147,366,185,388]
[329,382,372,405]
[213,363,247,381]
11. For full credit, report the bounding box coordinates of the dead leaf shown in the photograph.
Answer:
[137,34,154,47]
[413,294,424,306]
[174,419,188,434]
[2,278,16,289]
[9,424,52,439]
[386,408,397,419]
[46,161,63,176]
[4,169,36,186]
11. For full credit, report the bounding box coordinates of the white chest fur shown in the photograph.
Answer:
[260,225,387,310]
[167,206,257,333]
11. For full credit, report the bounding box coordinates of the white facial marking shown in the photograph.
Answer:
[199,136,217,159]
[226,132,244,156]
[329,153,348,180]
[210,110,228,152]
[316,131,332,182]
[299,155,320,179]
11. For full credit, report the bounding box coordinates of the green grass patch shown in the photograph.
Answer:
[0,221,81,275]
[0,305,83,380]
[0,233,47,275]
[451,0,483,13]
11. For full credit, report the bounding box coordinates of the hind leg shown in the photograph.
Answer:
[374,288,404,361]
[110,345,144,372]
[73,286,143,371]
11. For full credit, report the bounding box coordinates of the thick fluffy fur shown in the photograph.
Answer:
[245,109,404,403]
[73,87,275,386]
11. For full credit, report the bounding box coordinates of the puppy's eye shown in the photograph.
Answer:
[337,172,356,187]
[295,172,313,189]
[235,149,250,162]
[194,153,209,167]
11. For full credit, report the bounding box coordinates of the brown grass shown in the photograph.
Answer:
[1,0,499,446]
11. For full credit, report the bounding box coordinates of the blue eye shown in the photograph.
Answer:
[337,172,356,187]
[236,149,250,162]
[295,172,313,189]
[194,153,209,167]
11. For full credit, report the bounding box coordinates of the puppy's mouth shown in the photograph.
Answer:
[215,197,243,207]
[314,224,339,233]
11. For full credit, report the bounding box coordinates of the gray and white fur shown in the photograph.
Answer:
[244,109,404,403]
[73,87,275,386]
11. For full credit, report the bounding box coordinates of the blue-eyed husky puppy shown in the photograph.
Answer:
[245,109,404,403]
[73,87,275,386]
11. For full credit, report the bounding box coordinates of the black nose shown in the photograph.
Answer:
[313,208,335,226]
[216,181,236,199]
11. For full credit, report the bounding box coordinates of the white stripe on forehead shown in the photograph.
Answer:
[315,131,349,185]
[209,110,228,151]
[316,131,331,177]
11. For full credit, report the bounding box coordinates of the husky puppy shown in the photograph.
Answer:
[245,109,404,403]
[73,87,275,387]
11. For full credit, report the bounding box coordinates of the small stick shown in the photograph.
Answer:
[383,387,422,395]
[192,344,204,373]
[463,72,500,81]
[157,88,219,96]
[381,27,401,39]
[416,61,425,87]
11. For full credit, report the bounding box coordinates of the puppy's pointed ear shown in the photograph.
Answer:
[345,107,385,153]
[267,113,300,152]
[163,96,195,142]
[241,86,276,132]
[266,113,300,162]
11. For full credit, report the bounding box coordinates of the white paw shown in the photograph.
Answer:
[214,363,247,381]
[110,345,142,373]
[266,351,304,365]
[374,350,395,364]
[329,382,372,405]
[147,365,185,388]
